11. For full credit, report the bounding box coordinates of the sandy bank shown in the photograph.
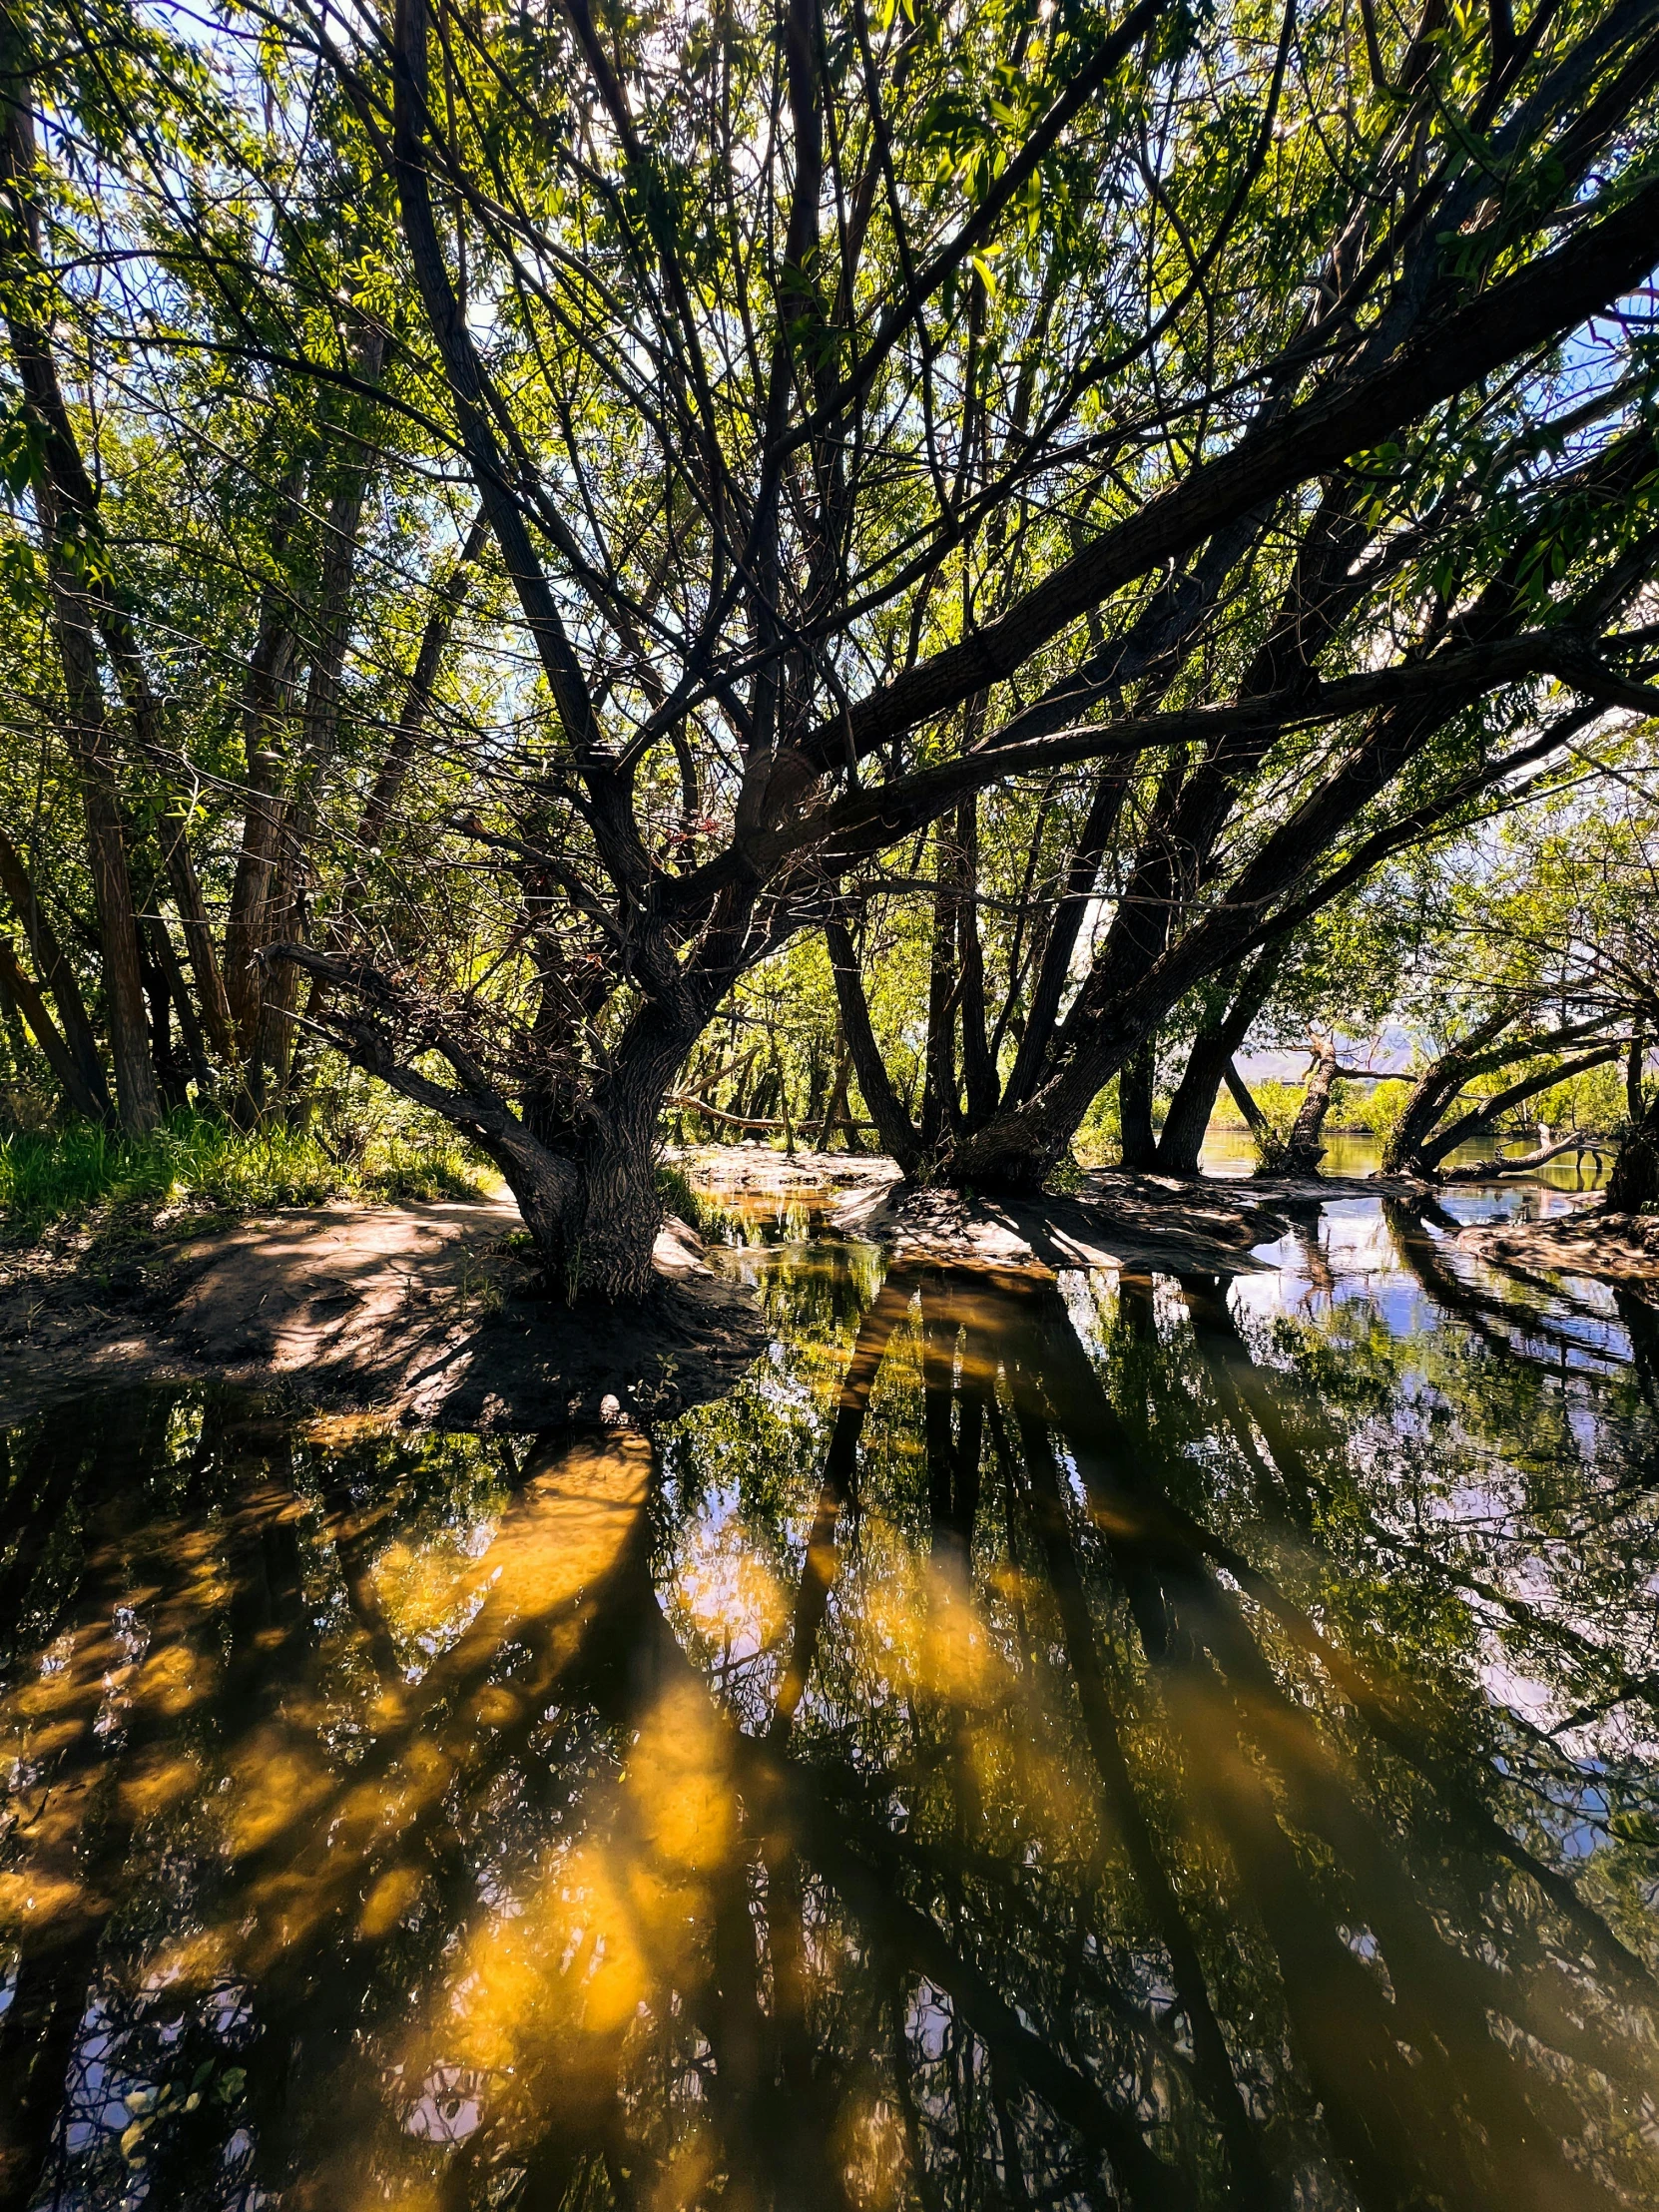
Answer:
[0,1198,764,1430]
[830,1171,1288,1275]
[1455,1205,1659,1282]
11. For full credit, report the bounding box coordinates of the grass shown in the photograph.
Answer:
[656,1160,718,1237]
[0,1108,489,1239]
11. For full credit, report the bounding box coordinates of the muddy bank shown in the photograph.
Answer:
[829,1166,1291,1274]
[0,1199,764,1430]
[677,1145,1402,1271]
[1455,1205,1659,1282]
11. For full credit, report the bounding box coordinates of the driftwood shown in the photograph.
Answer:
[1440,1131,1613,1182]
[669,1092,873,1139]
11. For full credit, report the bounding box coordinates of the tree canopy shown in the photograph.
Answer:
[3,0,1659,1288]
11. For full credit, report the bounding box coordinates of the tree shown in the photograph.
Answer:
[1367,780,1658,1179]
[5,0,1659,1289]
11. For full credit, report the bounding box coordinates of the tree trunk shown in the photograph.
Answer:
[1118,1040,1157,1170]
[0,827,110,1116]
[149,913,214,1098]
[1443,1132,1614,1182]
[259,334,389,1108]
[50,577,161,1134]
[225,547,302,1058]
[945,518,1635,1200]
[954,796,999,1123]
[137,920,190,1110]
[0,938,106,1117]
[158,813,235,1064]
[566,1124,666,1302]
[1278,1037,1340,1174]
[1154,942,1287,1175]
[482,1029,684,1303]
[815,1035,853,1151]
[1002,764,1130,1110]
[1155,1015,1234,1177]
[470,1113,660,1303]
[1379,1008,1521,1175]
[1416,1042,1626,1175]
[1609,1091,1659,1212]
[826,918,921,1173]
[919,823,959,1151]
[0,60,154,1129]
[1222,1060,1273,1147]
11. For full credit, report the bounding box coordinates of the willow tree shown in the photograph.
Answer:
[78,0,1659,1292]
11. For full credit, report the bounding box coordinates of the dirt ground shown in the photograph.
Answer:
[9,1148,1640,1431]
[829,1169,1291,1274]
[1455,1206,1659,1282]
[0,1198,765,1430]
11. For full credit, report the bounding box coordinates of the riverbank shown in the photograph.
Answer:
[0,1152,1303,1425]
[673,1143,1308,1269]
[0,1197,764,1430]
[6,1150,1648,1429]
[1455,1204,1659,1282]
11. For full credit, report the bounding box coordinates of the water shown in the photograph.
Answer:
[1198,1125,1614,1187]
[1,1190,1657,2210]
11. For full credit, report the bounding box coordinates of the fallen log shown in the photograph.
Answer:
[668,1093,874,1138]
[1440,1131,1614,1182]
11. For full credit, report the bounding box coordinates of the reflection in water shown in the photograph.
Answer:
[1198,1124,1615,1190]
[1,1202,1658,2208]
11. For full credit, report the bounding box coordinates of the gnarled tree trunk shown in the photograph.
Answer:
[1414,1042,1625,1176]
[1275,1037,1340,1175]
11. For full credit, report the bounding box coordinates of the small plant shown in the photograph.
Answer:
[360,1132,485,1204]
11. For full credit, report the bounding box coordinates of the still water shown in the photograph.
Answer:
[1196,1125,1614,1186]
[1,1187,1657,2210]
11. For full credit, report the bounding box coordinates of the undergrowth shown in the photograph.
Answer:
[0,1109,488,1237]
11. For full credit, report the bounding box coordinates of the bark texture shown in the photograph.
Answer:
[1609,1092,1659,1214]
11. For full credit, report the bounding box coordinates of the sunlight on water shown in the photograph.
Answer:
[1,1189,1657,2208]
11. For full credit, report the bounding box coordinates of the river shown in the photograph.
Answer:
[0,1175,1655,2209]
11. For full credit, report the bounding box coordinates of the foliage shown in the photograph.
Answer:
[0,0,1656,1271]
[653,1161,718,1240]
[0,1105,486,1234]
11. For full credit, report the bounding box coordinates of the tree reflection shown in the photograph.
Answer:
[1,1222,1658,2210]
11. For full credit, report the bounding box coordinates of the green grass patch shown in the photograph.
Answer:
[0,1109,488,1238]
[656,1161,717,1237]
